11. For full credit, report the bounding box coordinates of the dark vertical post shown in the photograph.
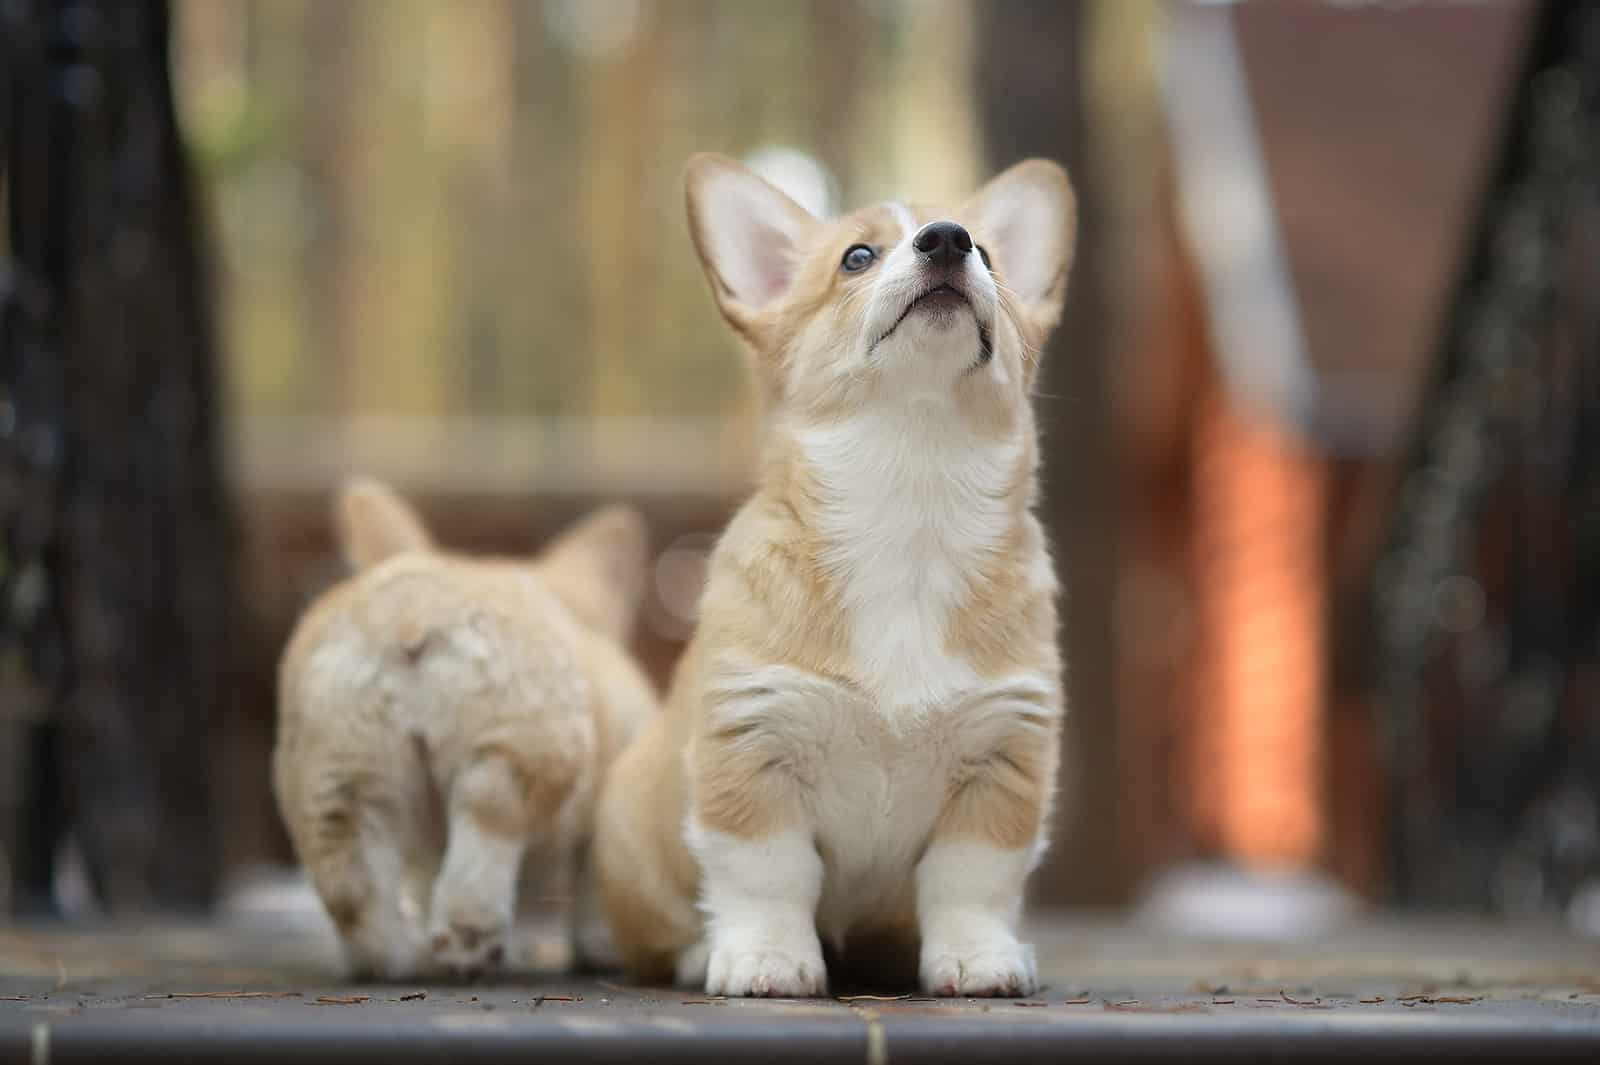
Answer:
[1,0,232,913]
[1370,0,1600,909]
[974,1,1122,904]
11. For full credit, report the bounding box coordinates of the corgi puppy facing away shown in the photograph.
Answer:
[274,478,658,980]
[595,156,1074,997]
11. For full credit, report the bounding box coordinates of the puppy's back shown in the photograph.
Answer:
[276,553,594,828]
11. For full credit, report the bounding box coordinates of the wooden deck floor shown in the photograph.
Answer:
[3,912,1600,1062]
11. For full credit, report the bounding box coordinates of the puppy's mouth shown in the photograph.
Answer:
[872,283,994,363]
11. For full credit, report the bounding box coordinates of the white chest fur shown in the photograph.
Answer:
[794,405,1023,711]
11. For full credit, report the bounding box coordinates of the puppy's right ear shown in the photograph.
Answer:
[334,476,432,571]
[685,153,818,340]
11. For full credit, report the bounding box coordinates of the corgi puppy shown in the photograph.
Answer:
[595,156,1074,997]
[274,478,657,980]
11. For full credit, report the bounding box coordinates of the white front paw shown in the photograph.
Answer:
[921,938,1037,997]
[706,939,826,997]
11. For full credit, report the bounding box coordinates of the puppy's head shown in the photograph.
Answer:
[534,504,651,645]
[685,154,1074,428]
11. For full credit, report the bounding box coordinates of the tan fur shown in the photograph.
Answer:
[596,156,1075,992]
[337,476,433,569]
[274,478,658,980]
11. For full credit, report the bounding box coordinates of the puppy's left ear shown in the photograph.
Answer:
[963,159,1076,327]
[536,505,651,643]
[335,476,433,571]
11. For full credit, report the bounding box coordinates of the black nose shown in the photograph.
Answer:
[913,221,973,266]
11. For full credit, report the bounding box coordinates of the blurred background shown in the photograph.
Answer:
[2,0,1597,941]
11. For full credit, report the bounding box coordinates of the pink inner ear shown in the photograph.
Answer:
[988,202,1057,304]
[736,217,795,306]
[699,170,808,310]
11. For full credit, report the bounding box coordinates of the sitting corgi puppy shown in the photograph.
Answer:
[595,156,1074,997]
[275,478,657,980]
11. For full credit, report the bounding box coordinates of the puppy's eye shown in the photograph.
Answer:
[840,244,876,273]
[976,244,993,271]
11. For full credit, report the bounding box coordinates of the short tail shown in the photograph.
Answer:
[334,476,433,571]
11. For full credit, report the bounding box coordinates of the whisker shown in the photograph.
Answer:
[990,275,1027,300]
[840,287,870,311]
[993,290,1040,364]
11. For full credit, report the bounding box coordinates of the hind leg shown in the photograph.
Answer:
[294,781,432,981]
[593,730,705,986]
[338,836,432,981]
[427,753,537,979]
[567,840,623,972]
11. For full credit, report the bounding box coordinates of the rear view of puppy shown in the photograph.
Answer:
[596,156,1074,997]
[275,478,657,980]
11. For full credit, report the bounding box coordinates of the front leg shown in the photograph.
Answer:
[918,683,1059,997]
[690,824,826,997]
[917,840,1037,997]
[686,666,835,997]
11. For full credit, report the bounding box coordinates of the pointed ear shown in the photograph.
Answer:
[334,476,433,571]
[536,504,650,643]
[685,153,819,334]
[964,159,1076,324]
